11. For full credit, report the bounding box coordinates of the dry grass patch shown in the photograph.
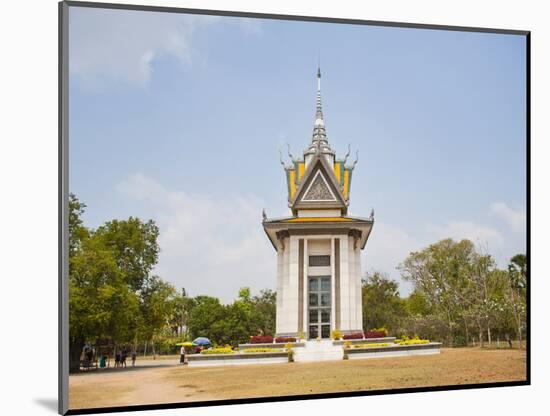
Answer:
[69,347,526,410]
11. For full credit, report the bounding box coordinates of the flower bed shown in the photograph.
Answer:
[243,348,284,353]
[275,337,296,343]
[200,347,235,355]
[249,335,274,344]
[353,343,391,348]
[364,331,387,338]
[396,338,430,345]
[343,333,364,340]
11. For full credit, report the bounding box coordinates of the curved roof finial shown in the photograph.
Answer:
[278,148,286,167]
[343,144,351,164]
[351,150,359,168]
[286,143,296,162]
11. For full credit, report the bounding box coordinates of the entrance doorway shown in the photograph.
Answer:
[308,276,331,339]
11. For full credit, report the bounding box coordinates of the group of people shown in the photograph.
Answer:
[114,348,137,368]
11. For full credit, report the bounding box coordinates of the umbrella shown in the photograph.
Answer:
[175,342,193,347]
[192,337,211,346]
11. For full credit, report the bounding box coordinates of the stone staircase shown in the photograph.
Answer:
[293,339,343,362]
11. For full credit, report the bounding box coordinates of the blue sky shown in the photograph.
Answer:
[69,6,527,302]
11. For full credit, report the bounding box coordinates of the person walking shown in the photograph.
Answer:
[131,350,137,367]
[114,351,121,368]
[180,345,186,364]
[121,349,127,368]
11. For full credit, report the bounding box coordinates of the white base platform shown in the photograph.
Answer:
[293,340,343,362]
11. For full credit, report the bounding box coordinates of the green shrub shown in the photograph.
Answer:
[371,327,389,337]
[452,335,467,347]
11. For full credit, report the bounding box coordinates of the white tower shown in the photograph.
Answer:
[263,67,374,339]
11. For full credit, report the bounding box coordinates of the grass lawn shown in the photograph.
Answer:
[69,347,527,410]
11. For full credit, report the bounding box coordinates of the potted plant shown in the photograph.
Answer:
[285,343,294,363]
[342,341,351,360]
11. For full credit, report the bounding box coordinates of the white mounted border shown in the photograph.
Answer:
[347,342,442,360]
[187,352,289,367]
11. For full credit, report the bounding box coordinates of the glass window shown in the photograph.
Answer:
[308,278,318,291]
[309,309,319,323]
[320,293,331,307]
[309,293,318,307]
[309,325,319,339]
[309,255,330,267]
[321,309,330,323]
[321,277,331,291]
[321,325,330,338]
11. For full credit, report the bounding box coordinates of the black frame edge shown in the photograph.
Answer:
[63,0,530,36]
[59,1,70,415]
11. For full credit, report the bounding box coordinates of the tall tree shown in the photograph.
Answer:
[250,289,277,336]
[399,239,477,346]
[139,276,178,357]
[94,218,160,292]
[361,271,407,335]
[187,296,227,343]
[69,231,140,371]
[507,254,527,348]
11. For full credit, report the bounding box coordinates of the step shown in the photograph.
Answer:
[293,340,344,362]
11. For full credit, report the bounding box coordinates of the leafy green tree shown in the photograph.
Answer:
[170,290,196,338]
[404,290,432,316]
[139,276,178,356]
[507,254,527,348]
[250,289,276,336]
[361,271,407,335]
[69,232,140,371]
[68,194,171,370]
[68,193,89,256]
[94,218,160,292]
[399,239,478,346]
[187,296,226,343]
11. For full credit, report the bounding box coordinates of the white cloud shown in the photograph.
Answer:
[363,222,421,295]
[428,220,503,247]
[117,173,274,303]
[490,201,526,232]
[69,8,260,90]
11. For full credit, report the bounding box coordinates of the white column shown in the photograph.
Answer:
[339,236,350,331]
[275,247,284,334]
[286,236,300,334]
[330,237,336,332]
[302,238,308,335]
[348,236,356,330]
[280,237,291,333]
[355,245,363,331]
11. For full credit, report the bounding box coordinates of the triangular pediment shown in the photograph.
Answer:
[302,171,336,202]
[291,154,348,215]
